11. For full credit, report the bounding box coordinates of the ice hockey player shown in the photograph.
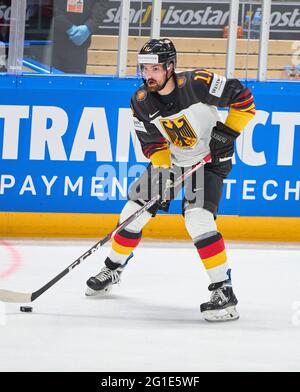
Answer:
[86,38,255,322]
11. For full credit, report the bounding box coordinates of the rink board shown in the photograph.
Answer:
[0,75,299,240]
[1,212,300,242]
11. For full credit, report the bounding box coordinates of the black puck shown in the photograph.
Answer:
[20,306,33,313]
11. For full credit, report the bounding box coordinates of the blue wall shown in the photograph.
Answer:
[0,74,299,217]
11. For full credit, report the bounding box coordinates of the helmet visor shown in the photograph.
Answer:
[137,54,159,79]
[137,53,172,79]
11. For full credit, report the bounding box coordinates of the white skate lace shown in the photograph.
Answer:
[211,288,228,304]
[95,267,121,284]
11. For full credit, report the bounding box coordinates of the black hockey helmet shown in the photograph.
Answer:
[137,38,177,69]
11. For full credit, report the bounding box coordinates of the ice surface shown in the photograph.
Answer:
[0,239,300,372]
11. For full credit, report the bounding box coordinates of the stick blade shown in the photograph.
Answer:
[0,289,32,303]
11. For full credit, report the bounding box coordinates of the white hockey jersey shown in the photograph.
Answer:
[131,69,254,167]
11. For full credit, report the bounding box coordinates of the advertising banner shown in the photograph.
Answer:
[2,1,300,41]
[0,75,299,217]
[99,0,300,39]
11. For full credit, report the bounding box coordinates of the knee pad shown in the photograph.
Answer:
[184,207,217,241]
[120,200,152,233]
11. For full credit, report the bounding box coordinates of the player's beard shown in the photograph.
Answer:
[146,78,165,92]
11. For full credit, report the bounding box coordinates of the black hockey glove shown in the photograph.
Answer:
[209,121,240,164]
[151,167,175,208]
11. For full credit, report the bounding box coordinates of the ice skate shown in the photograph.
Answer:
[200,271,239,322]
[85,255,132,297]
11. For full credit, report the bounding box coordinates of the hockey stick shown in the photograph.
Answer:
[0,153,211,303]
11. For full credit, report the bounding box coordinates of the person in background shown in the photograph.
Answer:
[244,9,261,39]
[52,0,105,73]
[0,0,11,72]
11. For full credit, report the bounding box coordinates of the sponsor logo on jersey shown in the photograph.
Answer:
[149,110,160,119]
[160,115,197,148]
[209,74,226,98]
[133,117,147,133]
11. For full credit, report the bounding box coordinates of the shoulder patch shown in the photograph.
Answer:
[136,89,147,101]
[177,75,187,88]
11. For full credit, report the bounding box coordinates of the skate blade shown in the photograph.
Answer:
[85,285,113,297]
[202,306,239,322]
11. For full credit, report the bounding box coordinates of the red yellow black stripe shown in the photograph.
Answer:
[144,141,169,158]
[195,233,227,270]
[231,87,256,114]
[112,228,142,255]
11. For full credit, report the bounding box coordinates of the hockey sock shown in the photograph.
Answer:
[107,200,152,264]
[194,232,230,283]
[184,208,230,283]
[109,227,142,264]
